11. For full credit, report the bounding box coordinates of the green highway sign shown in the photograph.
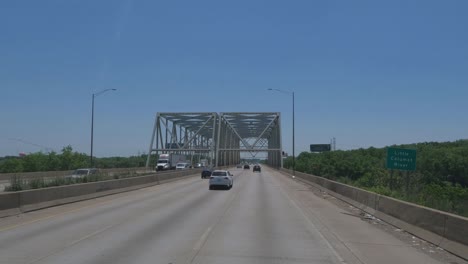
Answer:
[310,144,331,152]
[386,147,417,171]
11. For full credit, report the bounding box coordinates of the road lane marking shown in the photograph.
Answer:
[26,224,115,264]
[270,170,348,264]
[0,199,117,233]
[193,227,212,251]
[186,172,246,264]
[0,177,201,232]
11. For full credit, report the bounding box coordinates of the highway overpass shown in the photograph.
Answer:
[0,167,464,264]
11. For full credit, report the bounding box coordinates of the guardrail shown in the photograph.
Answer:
[0,169,202,218]
[278,168,468,260]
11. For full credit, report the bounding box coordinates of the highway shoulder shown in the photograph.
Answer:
[268,168,466,264]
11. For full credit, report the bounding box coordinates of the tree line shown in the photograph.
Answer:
[283,140,468,217]
[0,146,154,173]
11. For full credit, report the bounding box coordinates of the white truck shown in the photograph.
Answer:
[156,153,186,171]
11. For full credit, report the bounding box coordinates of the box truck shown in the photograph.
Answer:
[156,154,186,171]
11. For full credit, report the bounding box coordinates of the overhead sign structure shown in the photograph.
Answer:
[310,144,331,152]
[386,147,416,171]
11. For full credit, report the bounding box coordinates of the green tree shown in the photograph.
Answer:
[0,158,24,173]
[287,140,468,217]
[22,152,48,172]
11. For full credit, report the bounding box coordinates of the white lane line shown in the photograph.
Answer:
[187,171,247,264]
[269,169,348,264]
[0,176,200,232]
[26,224,114,264]
[193,226,212,251]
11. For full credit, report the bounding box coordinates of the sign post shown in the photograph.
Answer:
[386,147,416,171]
[386,147,417,197]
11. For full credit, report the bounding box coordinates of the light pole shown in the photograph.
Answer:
[268,88,295,177]
[90,88,116,167]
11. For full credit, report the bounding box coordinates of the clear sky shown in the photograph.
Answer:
[1,0,467,157]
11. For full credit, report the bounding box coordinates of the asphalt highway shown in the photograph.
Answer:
[0,167,454,264]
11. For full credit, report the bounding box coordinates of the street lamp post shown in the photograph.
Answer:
[268,89,295,177]
[90,89,116,167]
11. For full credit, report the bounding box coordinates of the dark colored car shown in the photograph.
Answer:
[253,165,261,172]
[201,168,212,179]
[243,164,250,169]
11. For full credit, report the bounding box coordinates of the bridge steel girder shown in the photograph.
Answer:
[145,112,218,168]
[216,112,282,168]
[146,112,282,169]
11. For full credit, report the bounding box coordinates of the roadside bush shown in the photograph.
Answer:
[29,178,45,189]
[45,177,66,187]
[6,175,25,191]
[288,140,468,217]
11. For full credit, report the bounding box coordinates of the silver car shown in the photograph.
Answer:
[68,168,99,179]
[209,170,233,190]
[176,163,190,170]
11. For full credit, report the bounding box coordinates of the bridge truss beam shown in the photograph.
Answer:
[146,112,282,169]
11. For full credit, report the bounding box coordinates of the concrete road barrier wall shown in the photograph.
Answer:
[0,167,148,181]
[0,192,20,216]
[0,169,202,218]
[279,168,468,260]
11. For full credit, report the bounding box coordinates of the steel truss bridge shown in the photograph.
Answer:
[145,112,283,169]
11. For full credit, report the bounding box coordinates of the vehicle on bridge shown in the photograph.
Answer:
[209,170,233,190]
[253,164,261,172]
[200,159,208,167]
[201,167,212,179]
[176,162,191,170]
[156,153,186,171]
[243,164,250,169]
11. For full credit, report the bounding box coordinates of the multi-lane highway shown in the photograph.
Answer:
[0,167,461,264]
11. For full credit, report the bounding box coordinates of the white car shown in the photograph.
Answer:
[68,168,100,179]
[209,170,233,190]
[176,163,190,170]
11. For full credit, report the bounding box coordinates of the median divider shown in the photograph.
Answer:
[0,167,148,181]
[0,169,202,218]
[278,168,468,260]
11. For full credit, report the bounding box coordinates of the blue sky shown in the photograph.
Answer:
[1,0,467,157]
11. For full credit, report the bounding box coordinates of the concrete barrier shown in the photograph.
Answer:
[0,169,202,218]
[0,192,21,217]
[0,167,148,181]
[278,168,468,260]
